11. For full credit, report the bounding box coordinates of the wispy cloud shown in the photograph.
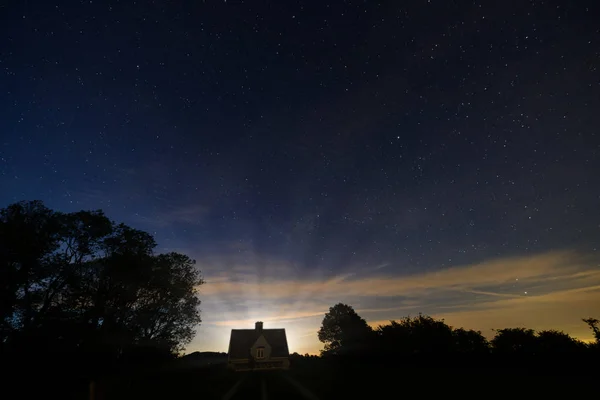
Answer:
[211,310,328,327]
[200,250,599,300]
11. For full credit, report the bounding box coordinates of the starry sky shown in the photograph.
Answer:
[1,1,599,354]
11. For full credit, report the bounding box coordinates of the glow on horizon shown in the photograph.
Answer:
[185,250,600,354]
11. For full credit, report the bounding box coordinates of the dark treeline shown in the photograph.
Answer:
[305,303,600,370]
[0,201,203,396]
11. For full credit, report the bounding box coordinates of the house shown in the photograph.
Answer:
[227,321,290,371]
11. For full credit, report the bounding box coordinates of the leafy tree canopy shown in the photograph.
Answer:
[318,303,372,355]
[490,328,537,354]
[0,201,203,360]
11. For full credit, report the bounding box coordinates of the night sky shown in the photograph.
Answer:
[1,1,599,354]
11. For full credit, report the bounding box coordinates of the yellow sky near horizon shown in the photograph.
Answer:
[186,250,600,354]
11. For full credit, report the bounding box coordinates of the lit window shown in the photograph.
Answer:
[256,347,265,359]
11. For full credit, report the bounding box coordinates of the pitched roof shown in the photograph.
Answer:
[228,328,289,359]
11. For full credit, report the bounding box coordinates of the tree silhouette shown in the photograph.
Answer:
[376,314,455,355]
[376,320,412,355]
[0,201,203,360]
[582,318,600,344]
[318,303,598,365]
[318,303,372,355]
[536,330,584,354]
[491,328,537,355]
[453,327,490,354]
[375,315,489,357]
[404,314,454,354]
[0,200,64,340]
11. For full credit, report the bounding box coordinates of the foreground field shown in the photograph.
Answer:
[96,357,596,400]
[101,366,316,400]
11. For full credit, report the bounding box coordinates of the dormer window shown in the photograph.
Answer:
[256,347,265,359]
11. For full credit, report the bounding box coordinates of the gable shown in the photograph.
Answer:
[251,335,272,359]
[252,334,271,349]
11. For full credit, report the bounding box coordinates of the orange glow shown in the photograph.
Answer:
[186,250,600,354]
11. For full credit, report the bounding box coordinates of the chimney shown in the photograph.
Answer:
[255,321,263,333]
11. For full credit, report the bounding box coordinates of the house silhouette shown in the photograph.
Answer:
[227,321,290,371]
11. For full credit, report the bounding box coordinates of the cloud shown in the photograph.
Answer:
[211,310,327,327]
[373,262,390,270]
[200,250,599,301]
[188,250,600,353]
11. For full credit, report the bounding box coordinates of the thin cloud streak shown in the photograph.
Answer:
[199,250,599,301]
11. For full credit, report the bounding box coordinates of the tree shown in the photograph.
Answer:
[376,314,455,355]
[318,303,372,355]
[536,330,584,354]
[0,200,63,342]
[582,318,600,344]
[0,201,203,359]
[376,320,411,355]
[453,327,490,354]
[126,252,202,351]
[491,328,537,355]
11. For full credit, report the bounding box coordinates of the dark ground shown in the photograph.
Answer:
[101,366,313,400]
[12,356,596,399]
[94,357,597,400]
